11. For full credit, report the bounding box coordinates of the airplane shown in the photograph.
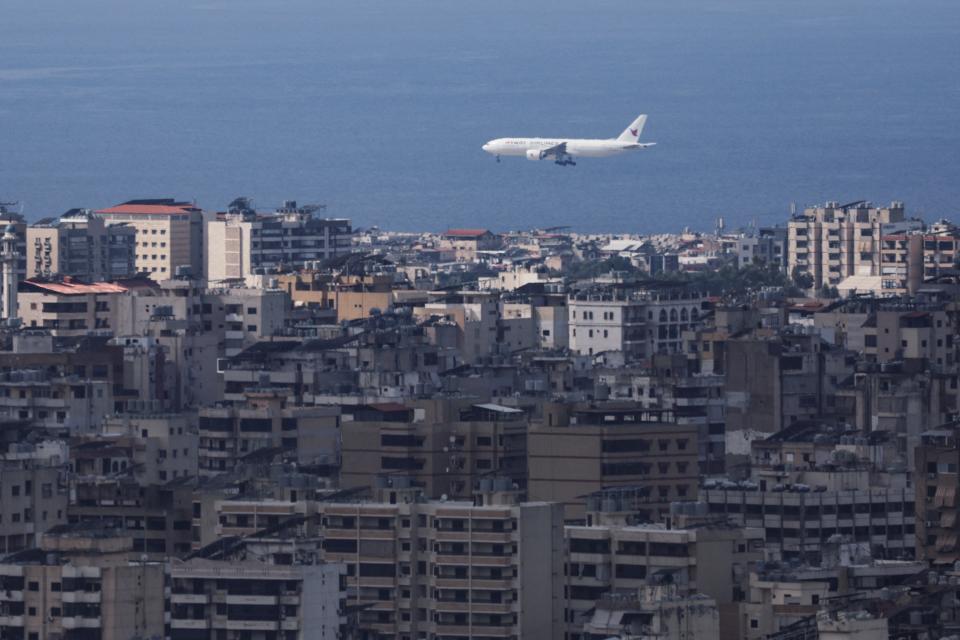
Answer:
[481,115,655,166]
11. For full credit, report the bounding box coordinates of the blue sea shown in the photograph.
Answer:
[1,0,959,233]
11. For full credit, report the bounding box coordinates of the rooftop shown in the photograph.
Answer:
[97,198,200,216]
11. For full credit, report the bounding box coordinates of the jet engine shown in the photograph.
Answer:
[526,149,544,161]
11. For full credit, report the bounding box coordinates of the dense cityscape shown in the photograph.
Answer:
[0,196,957,640]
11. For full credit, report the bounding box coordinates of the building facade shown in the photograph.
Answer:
[96,199,204,278]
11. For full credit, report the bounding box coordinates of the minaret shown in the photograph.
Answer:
[2,224,19,321]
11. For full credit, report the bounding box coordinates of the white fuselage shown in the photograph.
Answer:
[482,137,640,158]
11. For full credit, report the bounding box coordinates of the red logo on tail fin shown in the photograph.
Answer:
[629,128,638,137]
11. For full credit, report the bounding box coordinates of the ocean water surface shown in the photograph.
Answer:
[1,0,959,233]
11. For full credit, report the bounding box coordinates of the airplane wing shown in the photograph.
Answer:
[537,142,567,159]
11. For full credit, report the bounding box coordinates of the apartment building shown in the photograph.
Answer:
[643,288,707,356]
[340,399,528,500]
[581,585,719,640]
[879,225,960,294]
[701,485,916,562]
[167,558,347,640]
[198,389,340,477]
[787,200,909,289]
[17,277,136,335]
[528,403,699,521]
[0,333,126,435]
[565,502,761,640]
[0,526,166,640]
[277,271,404,322]
[596,363,727,475]
[197,485,564,640]
[733,227,787,271]
[206,201,351,281]
[0,441,69,554]
[413,291,501,365]
[67,479,194,559]
[568,289,646,361]
[27,209,136,281]
[72,415,197,487]
[723,331,840,458]
[914,427,960,563]
[440,229,502,262]
[568,285,704,360]
[97,198,204,278]
[744,556,926,640]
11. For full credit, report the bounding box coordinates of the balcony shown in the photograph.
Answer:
[225,620,280,631]
[61,616,102,629]
[170,619,211,630]
[225,595,278,606]
[170,593,210,605]
[61,592,102,604]
[0,615,23,626]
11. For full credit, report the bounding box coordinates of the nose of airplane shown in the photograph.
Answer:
[482,142,491,152]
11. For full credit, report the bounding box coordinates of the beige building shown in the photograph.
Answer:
[277,271,404,322]
[566,506,761,640]
[204,485,565,640]
[205,202,351,281]
[99,412,199,483]
[0,441,69,555]
[528,403,699,520]
[18,278,129,335]
[440,229,502,262]
[413,291,501,364]
[879,229,960,294]
[787,200,910,290]
[0,527,166,640]
[198,389,340,476]
[96,198,204,278]
[340,399,528,499]
[27,209,136,281]
[168,558,347,640]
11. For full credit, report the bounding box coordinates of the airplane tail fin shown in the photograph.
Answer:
[617,114,647,142]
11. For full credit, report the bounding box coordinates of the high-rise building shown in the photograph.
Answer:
[202,485,566,640]
[0,526,166,640]
[528,403,699,520]
[27,209,136,281]
[787,200,909,289]
[198,389,340,477]
[205,200,352,281]
[340,399,528,500]
[168,558,347,640]
[914,427,960,563]
[96,198,205,279]
[0,441,69,554]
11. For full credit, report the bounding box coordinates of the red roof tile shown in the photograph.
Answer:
[23,278,130,296]
[97,203,199,216]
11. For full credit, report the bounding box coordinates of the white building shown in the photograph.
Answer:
[206,201,351,281]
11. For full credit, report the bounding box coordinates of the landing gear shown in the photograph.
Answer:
[496,155,501,163]
[554,157,576,166]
